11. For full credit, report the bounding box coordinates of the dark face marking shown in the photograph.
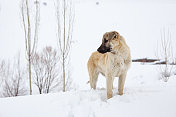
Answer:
[104,38,108,43]
[97,43,111,54]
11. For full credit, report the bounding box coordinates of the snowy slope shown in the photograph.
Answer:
[0,63,176,117]
[0,88,176,117]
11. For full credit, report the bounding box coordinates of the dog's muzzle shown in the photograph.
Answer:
[97,44,111,54]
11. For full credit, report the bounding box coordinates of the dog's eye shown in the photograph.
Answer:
[104,39,108,43]
[114,35,117,39]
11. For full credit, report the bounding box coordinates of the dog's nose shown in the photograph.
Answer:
[97,46,102,53]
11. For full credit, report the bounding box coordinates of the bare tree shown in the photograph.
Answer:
[55,0,74,92]
[21,0,40,95]
[32,46,60,94]
[156,27,174,82]
[0,54,27,97]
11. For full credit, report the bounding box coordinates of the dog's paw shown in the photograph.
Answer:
[118,92,123,96]
[107,93,113,99]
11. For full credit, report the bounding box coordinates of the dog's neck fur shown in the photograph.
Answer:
[110,36,130,60]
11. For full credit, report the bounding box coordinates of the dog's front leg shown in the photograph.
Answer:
[106,73,113,99]
[118,72,127,95]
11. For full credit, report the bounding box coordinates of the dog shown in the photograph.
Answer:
[87,31,131,99]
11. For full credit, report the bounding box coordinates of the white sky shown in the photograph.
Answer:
[0,0,176,87]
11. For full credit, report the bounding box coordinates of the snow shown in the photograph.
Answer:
[0,0,176,116]
[0,63,176,117]
[1,88,176,117]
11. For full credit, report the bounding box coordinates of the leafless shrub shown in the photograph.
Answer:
[156,27,174,82]
[0,60,5,85]
[55,0,74,92]
[32,46,60,94]
[0,54,27,97]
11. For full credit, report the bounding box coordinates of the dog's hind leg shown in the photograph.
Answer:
[89,69,99,89]
[87,63,99,89]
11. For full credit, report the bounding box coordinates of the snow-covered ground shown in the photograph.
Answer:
[0,63,176,117]
[0,0,176,117]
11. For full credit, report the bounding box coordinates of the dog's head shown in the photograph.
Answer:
[97,31,120,54]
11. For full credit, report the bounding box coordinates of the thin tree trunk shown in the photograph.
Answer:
[28,55,32,95]
[39,88,42,94]
[62,54,65,92]
[26,0,32,95]
[63,0,66,92]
